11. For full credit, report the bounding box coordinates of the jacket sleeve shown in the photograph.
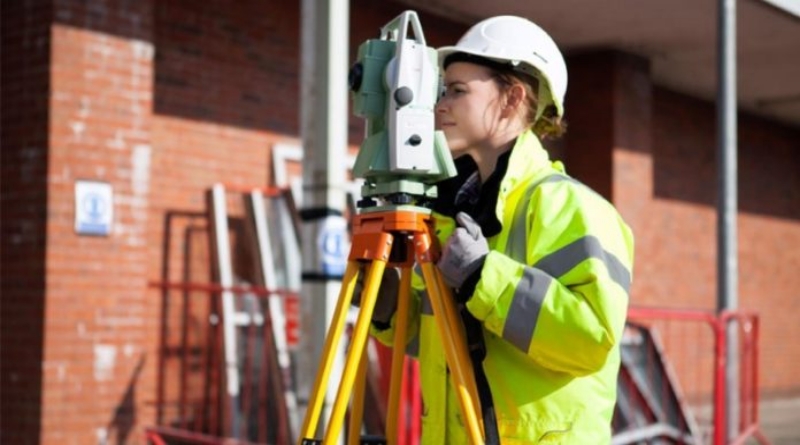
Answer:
[466,179,634,376]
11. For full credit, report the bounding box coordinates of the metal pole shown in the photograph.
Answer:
[716,0,739,441]
[299,0,350,441]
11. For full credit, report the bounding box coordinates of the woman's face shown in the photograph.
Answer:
[436,62,505,159]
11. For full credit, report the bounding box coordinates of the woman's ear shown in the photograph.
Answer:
[503,83,526,116]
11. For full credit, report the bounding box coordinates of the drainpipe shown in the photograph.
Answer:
[299,0,350,441]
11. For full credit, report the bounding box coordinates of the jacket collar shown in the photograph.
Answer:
[495,130,553,224]
[430,130,553,236]
[500,130,552,194]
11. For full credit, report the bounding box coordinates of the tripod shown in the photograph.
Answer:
[298,206,486,444]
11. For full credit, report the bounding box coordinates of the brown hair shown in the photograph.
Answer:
[490,68,567,140]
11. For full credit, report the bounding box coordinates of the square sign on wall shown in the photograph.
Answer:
[75,180,114,236]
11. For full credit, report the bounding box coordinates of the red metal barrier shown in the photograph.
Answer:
[149,281,296,444]
[373,341,422,445]
[720,312,771,445]
[623,307,770,445]
[146,426,261,445]
[145,429,168,445]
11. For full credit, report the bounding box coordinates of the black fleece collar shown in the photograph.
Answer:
[431,148,513,238]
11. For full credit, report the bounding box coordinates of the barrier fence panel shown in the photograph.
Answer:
[722,312,770,445]
[615,307,770,445]
[149,185,300,444]
[150,282,296,444]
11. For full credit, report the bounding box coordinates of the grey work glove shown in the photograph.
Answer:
[437,212,489,289]
[352,265,400,325]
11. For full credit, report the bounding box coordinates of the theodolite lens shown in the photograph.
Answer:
[348,62,364,92]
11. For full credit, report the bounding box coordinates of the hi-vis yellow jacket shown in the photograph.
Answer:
[372,130,634,444]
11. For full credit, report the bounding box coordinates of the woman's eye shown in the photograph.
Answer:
[444,86,464,97]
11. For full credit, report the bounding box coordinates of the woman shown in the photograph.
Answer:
[370,15,634,444]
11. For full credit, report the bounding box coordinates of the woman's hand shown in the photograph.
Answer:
[436,212,489,289]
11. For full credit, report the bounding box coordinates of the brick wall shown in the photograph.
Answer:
[566,51,800,398]
[650,90,800,396]
[37,1,156,443]
[1,2,53,444]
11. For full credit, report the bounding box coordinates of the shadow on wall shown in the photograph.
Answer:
[153,0,301,135]
[105,355,146,444]
[53,0,302,135]
[152,0,467,146]
[152,210,218,432]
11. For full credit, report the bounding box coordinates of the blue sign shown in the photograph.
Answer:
[318,216,349,276]
[75,181,113,236]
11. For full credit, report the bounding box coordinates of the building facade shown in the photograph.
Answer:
[2,0,798,443]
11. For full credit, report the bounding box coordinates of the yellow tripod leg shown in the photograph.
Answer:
[420,262,485,444]
[385,266,413,445]
[347,349,369,445]
[432,266,482,421]
[324,259,388,443]
[298,261,360,443]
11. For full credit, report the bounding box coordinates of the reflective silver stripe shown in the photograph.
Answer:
[503,266,553,352]
[534,235,631,293]
[506,174,631,292]
[506,174,570,261]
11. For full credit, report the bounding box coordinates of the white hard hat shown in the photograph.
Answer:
[438,15,568,119]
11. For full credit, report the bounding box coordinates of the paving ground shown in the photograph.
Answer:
[753,397,800,445]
